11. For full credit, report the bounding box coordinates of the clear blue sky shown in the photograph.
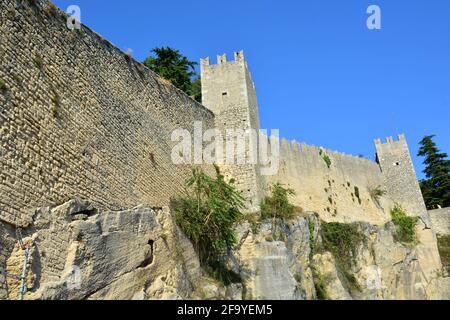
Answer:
[53,0,450,179]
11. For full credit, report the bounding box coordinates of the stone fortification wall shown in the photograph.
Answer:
[0,0,215,228]
[429,207,450,236]
[265,139,393,224]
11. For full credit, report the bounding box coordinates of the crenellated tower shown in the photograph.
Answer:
[375,134,427,216]
[201,51,264,212]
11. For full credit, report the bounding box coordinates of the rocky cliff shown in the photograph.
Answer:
[1,199,448,300]
[229,213,447,300]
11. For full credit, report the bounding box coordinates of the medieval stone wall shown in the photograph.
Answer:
[0,0,215,228]
[429,207,450,236]
[265,139,393,225]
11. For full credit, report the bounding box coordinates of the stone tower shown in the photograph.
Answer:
[200,51,264,212]
[375,134,427,216]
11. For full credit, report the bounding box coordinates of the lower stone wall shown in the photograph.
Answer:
[0,199,202,300]
[429,208,450,236]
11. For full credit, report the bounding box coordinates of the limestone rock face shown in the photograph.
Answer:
[229,213,447,300]
[1,201,448,300]
[312,253,352,300]
[1,199,201,300]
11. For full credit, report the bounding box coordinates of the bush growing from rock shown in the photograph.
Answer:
[390,204,419,244]
[171,166,244,285]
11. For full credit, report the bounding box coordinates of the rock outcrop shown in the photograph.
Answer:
[227,213,447,300]
[1,200,448,300]
[1,200,201,300]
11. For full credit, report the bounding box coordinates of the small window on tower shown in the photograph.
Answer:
[222,92,228,96]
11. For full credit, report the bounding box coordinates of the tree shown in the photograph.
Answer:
[261,183,300,234]
[417,135,450,209]
[143,47,201,102]
[171,166,244,284]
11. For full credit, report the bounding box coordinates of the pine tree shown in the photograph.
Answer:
[417,135,450,209]
[143,47,201,101]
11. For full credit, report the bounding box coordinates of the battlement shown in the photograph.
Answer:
[374,134,406,147]
[201,50,246,67]
[272,137,379,167]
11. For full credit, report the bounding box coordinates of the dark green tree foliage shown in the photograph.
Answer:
[171,166,244,284]
[143,47,201,102]
[417,135,450,209]
[190,77,202,103]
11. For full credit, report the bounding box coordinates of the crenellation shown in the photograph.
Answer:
[234,50,245,61]
[217,53,227,64]
[200,57,210,66]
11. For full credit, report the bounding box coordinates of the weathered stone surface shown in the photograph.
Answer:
[232,221,304,300]
[312,253,352,300]
[1,200,202,300]
[0,0,448,301]
[229,214,447,300]
[0,0,215,229]
[1,204,448,300]
[428,208,450,236]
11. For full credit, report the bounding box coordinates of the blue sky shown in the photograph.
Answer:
[53,0,450,179]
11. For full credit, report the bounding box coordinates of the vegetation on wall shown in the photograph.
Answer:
[319,222,365,291]
[44,3,58,17]
[171,166,244,285]
[417,135,450,209]
[390,204,419,245]
[437,235,450,275]
[261,183,298,222]
[354,186,362,205]
[0,79,6,92]
[143,47,202,102]
[369,185,387,206]
[33,52,43,70]
[311,266,329,300]
[319,149,332,169]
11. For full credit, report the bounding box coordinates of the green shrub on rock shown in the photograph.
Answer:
[320,222,365,291]
[171,166,244,285]
[261,183,296,221]
[390,204,419,245]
